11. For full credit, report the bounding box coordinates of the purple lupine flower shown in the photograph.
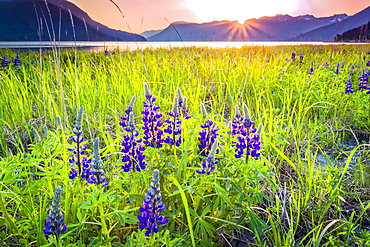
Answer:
[198,104,219,157]
[2,56,8,67]
[231,104,261,162]
[138,169,168,236]
[345,75,354,94]
[366,61,370,67]
[68,106,91,179]
[44,186,67,235]
[121,112,146,172]
[120,96,136,128]
[105,49,109,55]
[334,63,340,75]
[349,65,354,76]
[176,88,191,119]
[87,138,109,187]
[358,69,368,91]
[291,52,296,62]
[164,97,182,146]
[13,55,20,67]
[323,61,329,67]
[196,139,218,175]
[142,83,164,148]
[299,54,304,63]
[308,62,314,76]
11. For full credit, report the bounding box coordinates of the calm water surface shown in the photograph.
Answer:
[0,41,368,51]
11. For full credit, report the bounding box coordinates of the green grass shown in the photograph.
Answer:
[0,44,370,246]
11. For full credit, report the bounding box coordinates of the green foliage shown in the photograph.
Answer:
[1,45,370,246]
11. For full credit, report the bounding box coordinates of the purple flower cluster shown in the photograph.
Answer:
[334,63,340,75]
[164,97,183,146]
[142,83,164,148]
[121,112,146,172]
[299,54,304,63]
[44,186,67,235]
[2,56,8,67]
[196,139,218,175]
[13,55,20,67]
[291,52,296,62]
[138,169,168,236]
[120,96,136,128]
[345,75,354,94]
[358,69,369,91]
[231,104,261,160]
[176,88,191,119]
[87,138,109,187]
[198,118,219,157]
[68,106,91,180]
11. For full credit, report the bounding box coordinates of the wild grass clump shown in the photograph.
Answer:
[1,44,370,246]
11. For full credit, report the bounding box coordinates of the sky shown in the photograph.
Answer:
[69,0,370,34]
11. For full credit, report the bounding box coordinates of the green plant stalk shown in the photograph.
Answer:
[0,190,19,233]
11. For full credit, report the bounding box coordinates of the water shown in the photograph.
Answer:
[0,41,367,51]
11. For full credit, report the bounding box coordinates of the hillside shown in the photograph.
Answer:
[295,6,370,41]
[0,0,146,41]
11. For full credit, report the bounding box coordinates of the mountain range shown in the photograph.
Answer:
[145,6,370,42]
[0,0,145,41]
[0,0,369,42]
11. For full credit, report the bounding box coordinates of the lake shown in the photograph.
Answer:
[0,41,367,51]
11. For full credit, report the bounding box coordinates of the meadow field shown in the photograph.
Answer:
[0,44,370,246]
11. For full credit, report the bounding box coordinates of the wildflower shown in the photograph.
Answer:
[44,186,67,235]
[349,65,354,76]
[358,69,368,91]
[138,169,168,236]
[1,56,8,67]
[164,97,182,146]
[142,83,164,148]
[120,95,136,128]
[87,138,109,187]
[13,55,20,67]
[291,52,296,62]
[198,104,219,157]
[345,75,354,94]
[105,49,109,55]
[366,61,370,67]
[308,62,314,75]
[231,104,261,161]
[68,106,91,179]
[196,139,218,175]
[121,112,146,172]
[334,63,340,75]
[299,54,304,63]
[176,88,191,119]
[266,56,270,63]
[323,61,329,67]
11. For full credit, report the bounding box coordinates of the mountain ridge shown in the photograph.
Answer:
[0,0,146,41]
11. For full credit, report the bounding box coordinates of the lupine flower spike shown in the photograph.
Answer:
[231,104,261,163]
[1,56,8,67]
[142,82,164,148]
[358,69,368,91]
[13,55,21,67]
[177,88,191,119]
[121,112,146,172]
[44,186,67,235]
[197,139,218,175]
[308,62,314,76]
[334,63,340,75]
[120,95,136,128]
[198,103,219,157]
[299,54,304,63]
[87,138,109,187]
[345,75,354,94]
[138,169,168,236]
[164,97,182,146]
[291,52,296,62]
[68,106,91,180]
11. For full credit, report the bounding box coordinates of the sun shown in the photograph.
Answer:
[185,0,298,24]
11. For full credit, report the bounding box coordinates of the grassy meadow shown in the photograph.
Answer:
[1,44,370,246]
